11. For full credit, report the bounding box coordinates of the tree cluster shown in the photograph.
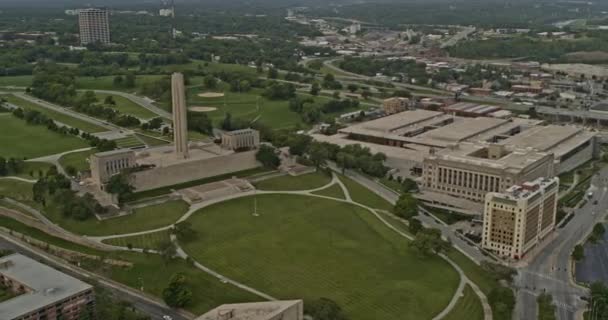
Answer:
[0,157,25,177]
[162,273,192,308]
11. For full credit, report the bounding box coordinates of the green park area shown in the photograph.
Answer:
[102,230,171,249]
[444,285,484,320]
[338,175,394,212]
[2,94,107,133]
[181,194,459,319]
[58,149,95,173]
[0,115,87,159]
[95,93,157,119]
[312,183,346,199]
[254,171,332,191]
[42,200,190,237]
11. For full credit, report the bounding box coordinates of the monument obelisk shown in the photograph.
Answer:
[171,72,189,159]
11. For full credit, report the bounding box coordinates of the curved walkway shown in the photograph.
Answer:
[87,172,490,319]
[0,176,37,183]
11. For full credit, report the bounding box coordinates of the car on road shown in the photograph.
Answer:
[163,316,173,320]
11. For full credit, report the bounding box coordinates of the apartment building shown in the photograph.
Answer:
[0,254,95,320]
[482,177,559,259]
[78,8,110,45]
[382,97,410,115]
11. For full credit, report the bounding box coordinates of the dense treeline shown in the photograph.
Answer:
[448,35,608,63]
[339,57,428,83]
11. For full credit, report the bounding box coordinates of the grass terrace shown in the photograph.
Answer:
[311,183,346,199]
[58,149,96,173]
[444,285,484,320]
[102,230,172,249]
[95,93,157,119]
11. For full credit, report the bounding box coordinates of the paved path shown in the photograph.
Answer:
[0,176,37,183]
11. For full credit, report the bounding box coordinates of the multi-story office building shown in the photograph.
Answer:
[221,128,260,151]
[78,8,110,45]
[0,254,95,320]
[422,143,555,202]
[482,177,559,259]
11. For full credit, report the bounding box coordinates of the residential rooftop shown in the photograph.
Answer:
[0,254,93,320]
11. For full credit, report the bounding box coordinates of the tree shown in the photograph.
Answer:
[203,75,217,89]
[402,178,418,192]
[267,67,278,79]
[393,90,412,98]
[487,286,515,320]
[361,90,372,99]
[412,228,449,256]
[104,95,116,106]
[305,298,349,320]
[106,173,134,204]
[113,75,124,87]
[221,112,233,131]
[256,145,280,169]
[408,217,423,234]
[347,84,359,93]
[0,157,6,176]
[309,142,329,169]
[310,82,320,96]
[394,193,418,219]
[124,73,136,88]
[162,273,192,308]
[572,245,585,262]
[65,165,77,177]
[287,134,312,156]
[157,240,177,265]
[172,221,197,242]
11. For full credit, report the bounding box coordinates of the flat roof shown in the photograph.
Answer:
[196,300,302,320]
[430,142,551,171]
[135,143,233,167]
[414,117,508,143]
[499,125,596,158]
[344,109,443,133]
[92,148,134,158]
[0,254,92,319]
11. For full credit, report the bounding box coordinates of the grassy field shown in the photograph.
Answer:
[2,94,107,133]
[0,116,87,159]
[0,75,33,87]
[95,93,156,119]
[444,285,484,320]
[338,175,394,212]
[75,75,166,91]
[43,200,189,237]
[12,162,53,179]
[58,149,96,173]
[254,171,331,191]
[0,216,102,255]
[182,194,459,319]
[311,183,345,199]
[94,251,259,315]
[187,86,305,130]
[102,230,171,249]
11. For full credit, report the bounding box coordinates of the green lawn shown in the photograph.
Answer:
[0,216,102,255]
[0,116,87,159]
[42,200,189,237]
[182,194,459,320]
[0,179,34,203]
[0,75,33,87]
[13,162,53,179]
[187,87,305,130]
[59,149,96,173]
[3,94,107,133]
[311,183,345,199]
[91,251,259,315]
[102,230,171,249]
[75,75,166,92]
[254,171,331,191]
[95,93,156,119]
[338,175,394,212]
[444,285,484,320]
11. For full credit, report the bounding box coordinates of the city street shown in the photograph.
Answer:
[515,166,608,320]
